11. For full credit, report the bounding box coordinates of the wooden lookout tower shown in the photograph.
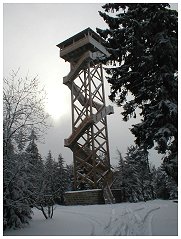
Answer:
[57,28,115,203]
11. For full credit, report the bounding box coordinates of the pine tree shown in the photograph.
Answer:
[124,146,154,202]
[112,146,154,202]
[54,154,68,204]
[66,164,74,191]
[3,145,32,229]
[25,129,44,207]
[32,150,57,219]
[152,165,177,199]
[112,150,127,201]
[43,151,56,199]
[97,3,178,184]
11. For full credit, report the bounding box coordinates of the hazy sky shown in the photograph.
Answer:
[3,3,177,167]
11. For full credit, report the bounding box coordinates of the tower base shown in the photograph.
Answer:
[64,189,123,205]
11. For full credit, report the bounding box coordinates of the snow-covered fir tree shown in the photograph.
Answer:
[129,146,154,201]
[25,129,44,207]
[97,3,178,184]
[3,142,32,229]
[54,154,68,204]
[152,165,177,200]
[65,164,74,191]
[112,150,127,201]
[113,146,155,202]
[43,151,57,198]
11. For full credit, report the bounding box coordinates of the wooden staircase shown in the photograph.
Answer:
[64,105,113,148]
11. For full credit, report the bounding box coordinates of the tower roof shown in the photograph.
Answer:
[56,27,105,50]
[56,27,109,62]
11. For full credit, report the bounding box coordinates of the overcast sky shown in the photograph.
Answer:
[3,3,178,167]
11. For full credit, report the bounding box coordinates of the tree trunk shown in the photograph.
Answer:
[40,205,48,219]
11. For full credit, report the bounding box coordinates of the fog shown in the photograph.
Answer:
[4,3,177,167]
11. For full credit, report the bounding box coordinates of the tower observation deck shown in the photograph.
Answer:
[57,28,115,203]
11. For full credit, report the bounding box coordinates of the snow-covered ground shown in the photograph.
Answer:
[4,200,177,236]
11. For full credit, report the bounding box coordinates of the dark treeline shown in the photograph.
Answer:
[112,147,177,203]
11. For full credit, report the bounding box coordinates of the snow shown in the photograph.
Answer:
[65,189,102,193]
[4,200,177,236]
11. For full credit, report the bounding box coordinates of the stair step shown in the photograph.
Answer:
[64,116,93,147]
[64,106,114,148]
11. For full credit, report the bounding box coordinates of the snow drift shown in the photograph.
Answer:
[4,199,177,236]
